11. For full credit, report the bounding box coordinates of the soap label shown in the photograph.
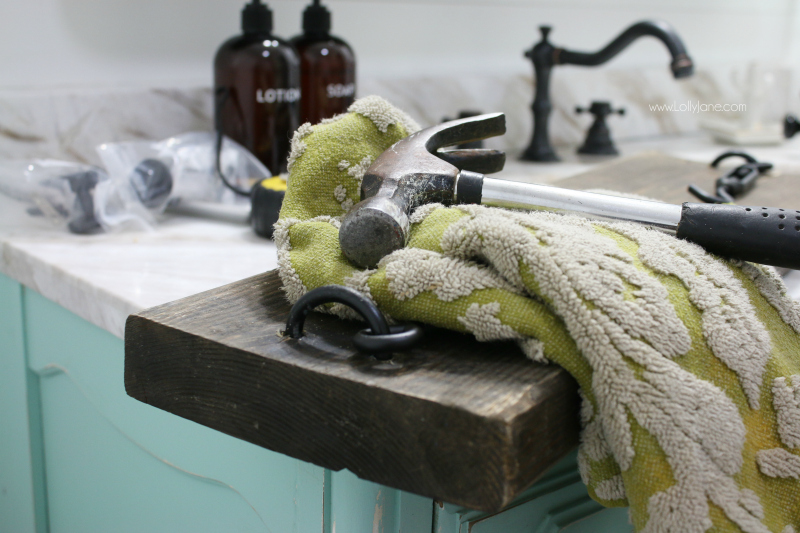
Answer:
[327,83,355,99]
[256,88,301,104]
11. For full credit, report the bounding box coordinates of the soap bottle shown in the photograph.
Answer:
[290,0,356,125]
[214,0,300,175]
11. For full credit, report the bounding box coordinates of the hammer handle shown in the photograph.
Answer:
[477,177,800,269]
[479,177,682,229]
[676,203,800,270]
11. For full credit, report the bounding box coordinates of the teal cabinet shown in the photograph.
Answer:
[432,453,630,533]
[0,274,42,533]
[0,273,632,532]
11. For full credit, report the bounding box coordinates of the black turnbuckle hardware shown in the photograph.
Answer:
[688,151,773,204]
[284,285,422,360]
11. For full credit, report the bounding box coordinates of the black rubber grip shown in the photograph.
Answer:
[676,203,800,269]
[456,170,484,205]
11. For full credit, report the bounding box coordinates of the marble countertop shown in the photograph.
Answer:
[3,133,800,340]
[501,133,800,183]
[0,199,279,338]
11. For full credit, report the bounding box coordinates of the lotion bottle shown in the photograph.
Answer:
[290,0,356,125]
[214,0,300,174]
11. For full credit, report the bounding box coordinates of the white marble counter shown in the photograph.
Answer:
[501,133,800,184]
[3,133,800,340]
[0,198,278,338]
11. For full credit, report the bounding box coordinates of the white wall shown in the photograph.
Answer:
[2,0,800,164]
[1,0,799,90]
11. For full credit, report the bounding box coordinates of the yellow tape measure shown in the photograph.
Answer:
[259,176,287,192]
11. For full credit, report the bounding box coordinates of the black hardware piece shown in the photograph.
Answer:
[785,114,800,139]
[284,285,422,360]
[353,325,423,354]
[62,170,103,235]
[575,101,625,155]
[688,151,772,204]
[129,159,174,209]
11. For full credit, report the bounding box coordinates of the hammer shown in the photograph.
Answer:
[339,113,800,270]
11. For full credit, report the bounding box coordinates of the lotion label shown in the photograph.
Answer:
[256,88,301,104]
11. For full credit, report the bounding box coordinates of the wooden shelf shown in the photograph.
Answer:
[124,270,579,512]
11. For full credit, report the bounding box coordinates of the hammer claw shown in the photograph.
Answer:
[425,113,506,151]
[437,149,506,175]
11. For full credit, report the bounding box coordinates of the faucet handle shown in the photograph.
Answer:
[576,101,625,156]
[539,25,552,41]
[576,101,625,117]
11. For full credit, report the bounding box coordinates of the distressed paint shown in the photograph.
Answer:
[329,469,399,533]
[373,489,385,532]
[433,500,460,533]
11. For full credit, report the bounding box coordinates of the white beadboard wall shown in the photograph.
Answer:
[1,0,798,89]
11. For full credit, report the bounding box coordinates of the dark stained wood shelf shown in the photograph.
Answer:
[124,269,580,512]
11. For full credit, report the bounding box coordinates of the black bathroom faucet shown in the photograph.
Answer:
[521,21,694,162]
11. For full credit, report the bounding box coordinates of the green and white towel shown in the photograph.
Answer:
[276,95,800,533]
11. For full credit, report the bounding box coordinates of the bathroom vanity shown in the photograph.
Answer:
[4,136,800,532]
[0,206,626,533]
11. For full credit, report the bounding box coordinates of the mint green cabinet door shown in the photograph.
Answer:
[23,287,325,533]
[0,274,42,533]
[14,282,434,533]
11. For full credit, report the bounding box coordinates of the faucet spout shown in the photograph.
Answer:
[557,21,693,78]
[521,20,694,163]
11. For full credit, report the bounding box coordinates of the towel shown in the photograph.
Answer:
[276,95,800,533]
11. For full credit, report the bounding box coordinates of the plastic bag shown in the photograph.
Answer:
[0,132,271,234]
[97,132,265,207]
[0,159,110,233]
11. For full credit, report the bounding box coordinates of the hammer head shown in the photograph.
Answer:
[339,113,506,268]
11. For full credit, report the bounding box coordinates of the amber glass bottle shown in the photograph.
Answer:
[214,0,300,175]
[290,0,356,125]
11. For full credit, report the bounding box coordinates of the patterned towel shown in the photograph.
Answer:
[276,96,800,533]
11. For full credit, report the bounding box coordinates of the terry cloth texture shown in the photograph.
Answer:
[277,95,800,533]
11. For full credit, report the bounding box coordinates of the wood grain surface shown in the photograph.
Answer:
[125,270,580,512]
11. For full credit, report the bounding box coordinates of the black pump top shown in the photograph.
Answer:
[242,0,273,34]
[302,0,331,35]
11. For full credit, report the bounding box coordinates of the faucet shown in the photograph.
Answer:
[521,21,694,162]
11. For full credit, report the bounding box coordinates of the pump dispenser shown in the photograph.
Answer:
[291,0,356,125]
[214,0,300,174]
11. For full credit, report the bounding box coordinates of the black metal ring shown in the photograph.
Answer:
[710,150,758,168]
[284,285,422,360]
[688,184,726,204]
[285,285,390,339]
[353,324,424,355]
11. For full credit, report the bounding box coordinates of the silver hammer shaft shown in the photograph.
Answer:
[478,179,681,230]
